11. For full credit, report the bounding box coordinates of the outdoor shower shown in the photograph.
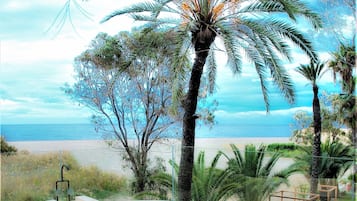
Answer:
[55,164,73,201]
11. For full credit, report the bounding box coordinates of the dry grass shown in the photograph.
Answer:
[1,151,127,201]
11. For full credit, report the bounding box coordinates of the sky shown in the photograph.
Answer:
[0,0,355,135]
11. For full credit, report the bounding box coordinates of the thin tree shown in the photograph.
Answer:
[296,60,326,194]
[64,31,182,193]
[102,1,322,200]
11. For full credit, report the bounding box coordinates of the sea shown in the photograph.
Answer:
[1,124,293,142]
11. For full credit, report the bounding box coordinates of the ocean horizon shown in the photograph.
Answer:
[1,123,293,142]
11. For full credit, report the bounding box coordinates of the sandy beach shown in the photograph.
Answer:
[8,137,293,173]
[8,137,308,192]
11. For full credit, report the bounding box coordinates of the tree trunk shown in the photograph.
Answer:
[177,42,212,201]
[311,85,321,195]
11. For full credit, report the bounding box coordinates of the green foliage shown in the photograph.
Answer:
[1,152,127,201]
[1,136,17,154]
[137,151,237,201]
[294,140,354,180]
[267,142,301,157]
[267,142,298,151]
[226,144,299,201]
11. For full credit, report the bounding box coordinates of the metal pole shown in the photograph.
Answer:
[172,145,175,201]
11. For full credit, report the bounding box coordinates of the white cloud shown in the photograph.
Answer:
[215,106,311,119]
[2,39,83,65]
[0,99,21,112]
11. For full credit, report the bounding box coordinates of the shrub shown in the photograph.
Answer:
[267,142,298,151]
[1,136,17,154]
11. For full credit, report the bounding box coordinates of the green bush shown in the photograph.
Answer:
[1,136,17,154]
[267,142,298,151]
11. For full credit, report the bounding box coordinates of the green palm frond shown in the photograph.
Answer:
[296,60,326,85]
[169,26,192,116]
[294,140,354,179]
[236,0,322,29]
[262,18,318,62]
[146,151,236,201]
[101,1,176,23]
[227,144,298,201]
[206,48,217,94]
[217,22,242,74]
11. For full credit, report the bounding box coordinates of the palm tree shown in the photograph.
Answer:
[102,1,321,200]
[329,41,356,198]
[139,151,237,201]
[295,60,326,194]
[225,144,298,201]
[329,42,356,145]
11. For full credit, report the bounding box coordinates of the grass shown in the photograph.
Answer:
[266,142,303,158]
[339,193,356,201]
[1,151,127,201]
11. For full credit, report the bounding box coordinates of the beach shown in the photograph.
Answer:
[9,137,295,174]
[8,137,308,193]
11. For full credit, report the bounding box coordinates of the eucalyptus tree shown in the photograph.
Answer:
[102,1,321,200]
[64,31,183,193]
[225,144,298,201]
[295,60,326,194]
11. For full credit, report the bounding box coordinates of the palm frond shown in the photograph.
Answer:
[217,22,242,74]
[263,45,295,104]
[263,18,318,62]
[237,0,322,30]
[296,60,326,85]
[271,0,322,29]
[206,49,217,94]
[169,26,192,116]
[101,0,177,23]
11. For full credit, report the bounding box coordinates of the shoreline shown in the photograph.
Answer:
[8,137,292,176]
[8,137,291,153]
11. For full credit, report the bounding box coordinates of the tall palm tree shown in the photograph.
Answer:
[296,60,326,194]
[102,1,321,200]
[225,144,298,201]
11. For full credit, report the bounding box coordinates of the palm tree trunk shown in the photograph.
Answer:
[178,45,211,201]
[311,85,321,195]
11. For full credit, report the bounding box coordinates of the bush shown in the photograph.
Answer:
[267,142,298,151]
[1,136,17,154]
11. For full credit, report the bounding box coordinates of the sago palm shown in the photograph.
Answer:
[225,144,298,201]
[140,151,238,201]
[294,139,354,184]
[295,60,326,194]
[102,1,322,200]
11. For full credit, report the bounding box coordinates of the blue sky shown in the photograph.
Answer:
[0,0,355,136]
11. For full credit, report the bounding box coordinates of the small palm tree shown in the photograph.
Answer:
[139,151,238,201]
[225,144,298,201]
[102,1,322,200]
[296,60,326,194]
[294,139,354,185]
